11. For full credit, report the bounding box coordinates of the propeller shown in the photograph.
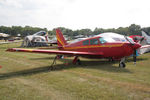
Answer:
[124,35,134,45]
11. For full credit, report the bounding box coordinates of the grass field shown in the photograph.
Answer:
[0,43,150,100]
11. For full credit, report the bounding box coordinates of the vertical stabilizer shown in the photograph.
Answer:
[141,31,150,44]
[142,31,149,37]
[45,32,49,42]
[56,29,67,49]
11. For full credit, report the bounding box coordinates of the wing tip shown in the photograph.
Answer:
[6,48,16,52]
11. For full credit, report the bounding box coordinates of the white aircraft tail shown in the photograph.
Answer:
[142,31,149,37]
[141,31,150,44]
[45,32,50,42]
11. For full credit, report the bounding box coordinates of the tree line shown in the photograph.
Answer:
[0,24,150,38]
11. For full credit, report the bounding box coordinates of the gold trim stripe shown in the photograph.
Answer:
[64,43,124,50]
[56,33,64,46]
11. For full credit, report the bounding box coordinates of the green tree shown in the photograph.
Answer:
[128,24,141,35]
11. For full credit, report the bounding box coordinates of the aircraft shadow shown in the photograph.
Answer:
[0,57,147,80]
[126,57,148,62]
[0,66,50,80]
[62,60,132,73]
[30,57,55,60]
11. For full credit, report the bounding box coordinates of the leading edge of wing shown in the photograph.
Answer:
[6,48,103,56]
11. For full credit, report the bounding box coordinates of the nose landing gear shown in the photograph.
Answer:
[119,58,126,68]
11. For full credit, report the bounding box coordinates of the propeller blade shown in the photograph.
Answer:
[124,36,134,45]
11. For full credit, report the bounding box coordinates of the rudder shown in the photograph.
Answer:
[56,29,67,49]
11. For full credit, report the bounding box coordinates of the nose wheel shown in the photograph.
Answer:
[119,62,126,68]
[119,58,126,68]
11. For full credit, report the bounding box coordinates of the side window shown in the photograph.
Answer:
[83,40,89,45]
[99,37,106,44]
[90,38,99,45]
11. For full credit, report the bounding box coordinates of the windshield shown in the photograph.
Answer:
[99,37,116,43]
[126,37,135,44]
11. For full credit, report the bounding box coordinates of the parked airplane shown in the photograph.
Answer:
[7,29,141,68]
[141,31,150,44]
[21,31,57,47]
[0,33,10,39]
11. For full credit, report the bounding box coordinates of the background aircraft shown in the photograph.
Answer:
[0,33,10,39]
[0,33,10,43]
[129,35,145,43]
[0,33,23,45]
[21,31,57,47]
[141,31,150,44]
[129,33,150,54]
[7,29,141,68]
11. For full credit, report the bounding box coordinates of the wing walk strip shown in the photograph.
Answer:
[63,70,150,93]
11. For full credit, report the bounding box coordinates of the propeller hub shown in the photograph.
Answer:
[132,43,141,50]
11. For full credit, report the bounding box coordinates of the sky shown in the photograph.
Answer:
[0,0,150,30]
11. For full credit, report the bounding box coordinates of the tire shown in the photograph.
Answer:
[76,59,81,65]
[109,58,114,62]
[119,62,126,68]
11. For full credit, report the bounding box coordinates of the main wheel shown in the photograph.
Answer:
[109,58,114,62]
[76,59,81,65]
[119,62,126,68]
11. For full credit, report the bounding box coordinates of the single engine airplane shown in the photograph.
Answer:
[21,31,57,47]
[7,29,141,68]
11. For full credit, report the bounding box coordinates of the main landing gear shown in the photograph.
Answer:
[49,55,58,70]
[119,58,126,68]
[49,56,126,69]
[72,56,81,65]
[49,55,81,70]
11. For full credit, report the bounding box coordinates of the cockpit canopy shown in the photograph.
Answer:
[34,31,46,36]
[97,32,134,43]
[70,32,135,45]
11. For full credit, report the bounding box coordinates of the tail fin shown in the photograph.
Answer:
[56,29,67,49]
[45,32,49,42]
[141,31,150,44]
[142,31,149,37]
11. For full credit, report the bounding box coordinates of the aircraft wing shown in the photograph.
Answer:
[33,41,57,44]
[6,48,103,57]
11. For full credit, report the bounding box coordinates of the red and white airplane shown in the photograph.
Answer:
[7,29,141,68]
